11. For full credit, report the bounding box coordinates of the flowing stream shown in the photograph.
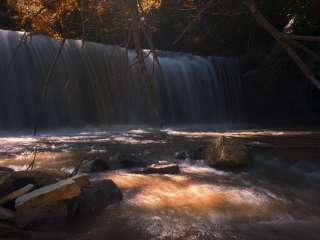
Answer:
[0,29,319,240]
[0,127,319,240]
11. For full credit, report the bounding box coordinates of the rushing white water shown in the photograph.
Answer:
[0,29,243,129]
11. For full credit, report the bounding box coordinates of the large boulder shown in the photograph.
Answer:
[15,178,81,227]
[14,175,90,227]
[74,180,123,217]
[143,163,180,174]
[0,170,63,199]
[205,137,253,170]
[15,201,69,228]
[15,178,81,212]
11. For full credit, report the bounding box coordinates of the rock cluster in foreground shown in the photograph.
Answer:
[0,168,123,239]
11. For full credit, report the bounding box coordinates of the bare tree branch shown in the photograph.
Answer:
[245,0,320,90]
[27,38,66,171]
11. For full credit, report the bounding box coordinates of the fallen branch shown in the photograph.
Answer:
[27,38,66,171]
[129,0,160,122]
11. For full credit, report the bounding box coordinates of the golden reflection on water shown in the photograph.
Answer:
[101,170,279,221]
[0,151,88,171]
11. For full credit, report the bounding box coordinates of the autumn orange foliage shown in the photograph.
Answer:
[9,0,161,38]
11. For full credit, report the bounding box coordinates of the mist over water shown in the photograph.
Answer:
[0,29,243,129]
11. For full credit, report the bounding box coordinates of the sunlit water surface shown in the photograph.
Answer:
[0,127,320,240]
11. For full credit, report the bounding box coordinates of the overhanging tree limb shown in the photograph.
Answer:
[129,0,160,122]
[244,0,320,90]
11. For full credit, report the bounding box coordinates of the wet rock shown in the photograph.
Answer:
[15,201,69,228]
[217,145,253,169]
[0,206,15,221]
[15,178,81,212]
[205,137,253,170]
[70,174,90,188]
[14,178,82,227]
[143,163,180,174]
[75,180,123,216]
[80,159,110,173]
[0,170,62,199]
[0,184,34,206]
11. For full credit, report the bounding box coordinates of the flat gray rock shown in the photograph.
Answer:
[15,178,80,212]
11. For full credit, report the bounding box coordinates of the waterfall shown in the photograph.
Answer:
[0,29,244,129]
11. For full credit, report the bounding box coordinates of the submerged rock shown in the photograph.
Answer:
[143,163,180,174]
[74,180,123,216]
[80,159,110,173]
[205,137,253,170]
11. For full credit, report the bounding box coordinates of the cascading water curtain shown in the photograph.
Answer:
[0,29,244,129]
